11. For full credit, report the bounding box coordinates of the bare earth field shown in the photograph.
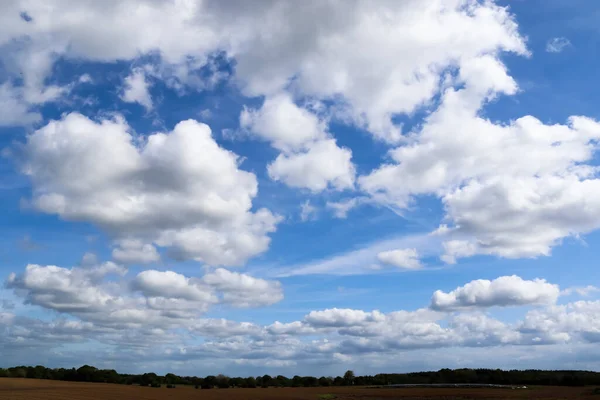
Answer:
[1,378,598,400]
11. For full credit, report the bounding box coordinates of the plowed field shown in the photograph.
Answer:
[1,378,597,399]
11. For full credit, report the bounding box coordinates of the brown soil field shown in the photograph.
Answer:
[0,378,598,400]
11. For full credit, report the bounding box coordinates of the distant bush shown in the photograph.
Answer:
[166,384,176,389]
[150,382,161,388]
[195,385,199,389]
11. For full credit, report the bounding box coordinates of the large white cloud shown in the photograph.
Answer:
[21,112,279,266]
[430,275,560,311]
[6,262,126,314]
[360,55,600,262]
[519,301,600,344]
[1,0,525,141]
[8,0,590,263]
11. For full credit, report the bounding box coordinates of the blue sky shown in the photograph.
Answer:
[1,0,600,377]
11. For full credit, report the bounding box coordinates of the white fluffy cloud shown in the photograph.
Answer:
[430,275,560,311]
[240,94,326,153]
[7,263,284,330]
[5,271,600,372]
[22,112,279,266]
[120,68,153,110]
[6,262,127,314]
[132,270,215,303]
[304,308,386,328]
[377,248,422,269]
[202,268,283,308]
[112,239,160,264]
[6,0,589,263]
[520,301,600,344]
[267,139,354,192]
[241,94,355,191]
[360,55,600,262]
[1,0,525,142]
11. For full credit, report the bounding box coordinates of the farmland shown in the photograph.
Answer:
[1,378,599,400]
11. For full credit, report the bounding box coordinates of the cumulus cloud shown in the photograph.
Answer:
[202,268,283,308]
[304,308,385,328]
[377,248,422,269]
[120,68,153,110]
[6,262,127,314]
[3,0,581,264]
[241,94,355,191]
[112,239,160,264]
[546,37,571,53]
[520,301,600,344]
[2,0,600,374]
[360,55,600,262]
[132,270,216,303]
[1,1,525,138]
[430,275,560,311]
[6,262,284,331]
[21,113,280,267]
[5,270,600,373]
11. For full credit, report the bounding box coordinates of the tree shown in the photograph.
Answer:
[292,375,303,387]
[216,374,230,388]
[165,373,178,385]
[343,370,355,386]
[261,374,272,388]
[319,376,333,387]
[202,375,217,389]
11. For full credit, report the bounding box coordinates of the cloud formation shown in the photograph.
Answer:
[4,267,600,374]
[377,248,422,269]
[546,37,571,53]
[430,275,560,311]
[120,68,153,110]
[21,113,280,266]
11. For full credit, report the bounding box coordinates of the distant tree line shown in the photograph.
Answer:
[0,365,599,388]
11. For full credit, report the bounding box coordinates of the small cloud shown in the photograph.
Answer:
[326,197,368,219]
[561,285,599,297]
[79,74,93,84]
[300,200,317,222]
[546,37,571,53]
[120,68,153,111]
[199,109,212,119]
[377,248,422,269]
[18,235,42,251]
[79,252,99,267]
